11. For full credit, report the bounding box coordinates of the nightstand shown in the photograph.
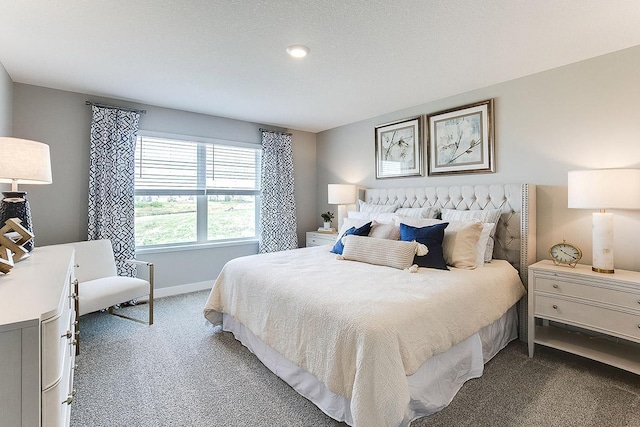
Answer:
[528,260,640,375]
[306,231,338,247]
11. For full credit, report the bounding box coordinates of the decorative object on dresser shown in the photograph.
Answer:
[426,99,495,176]
[0,137,53,252]
[0,245,77,427]
[320,211,335,231]
[548,240,582,268]
[68,239,154,337]
[568,168,640,273]
[374,116,423,179]
[327,183,356,231]
[528,260,640,375]
[306,230,338,247]
[0,217,34,273]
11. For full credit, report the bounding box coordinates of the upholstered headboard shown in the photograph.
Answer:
[361,184,537,341]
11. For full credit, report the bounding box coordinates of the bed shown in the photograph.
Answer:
[204,183,536,426]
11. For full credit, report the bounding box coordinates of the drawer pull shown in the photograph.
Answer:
[61,330,73,339]
[552,284,559,289]
[552,305,558,310]
[71,339,78,346]
[69,293,78,300]
[62,389,77,405]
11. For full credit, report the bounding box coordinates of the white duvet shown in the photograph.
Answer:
[204,246,525,427]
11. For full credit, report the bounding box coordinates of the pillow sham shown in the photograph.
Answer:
[368,220,400,240]
[339,235,427,270]
[336,218,372,240]
[399,222,449,270]
[395,206,439,219]
[331,222,372,255]
[347,210,397,224]
[441,220,483,269]
[357,200,399,214]
[441,208,501,262]
[475,223,494,267]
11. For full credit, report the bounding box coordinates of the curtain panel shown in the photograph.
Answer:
[259,130,298,252]
[88,106,140,276]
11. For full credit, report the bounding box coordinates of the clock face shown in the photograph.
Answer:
[549,242,582,266]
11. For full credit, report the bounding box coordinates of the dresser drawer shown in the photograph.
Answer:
[42,341,74,427]
[42,287,74,390]
[535,294,640,342]
[536,276,640,311]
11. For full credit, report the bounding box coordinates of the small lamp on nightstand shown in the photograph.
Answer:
[328,184,356,232]
[568,168,640,273]
[0,137,53,252]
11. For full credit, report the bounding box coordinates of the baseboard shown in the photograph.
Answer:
[154,281,214,299]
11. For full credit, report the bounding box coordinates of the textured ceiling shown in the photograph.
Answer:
[1,1,640,133]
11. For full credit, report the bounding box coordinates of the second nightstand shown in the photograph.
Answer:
[306,231,338,247]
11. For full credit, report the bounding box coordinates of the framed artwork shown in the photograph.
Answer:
[375,116,423,179]
[426,99,495,176]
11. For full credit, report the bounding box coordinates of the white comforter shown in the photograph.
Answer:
[204,246,525,427]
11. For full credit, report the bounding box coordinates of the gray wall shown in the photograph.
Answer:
[0,61,12,135]
[11,84,317,289]
[317,45,640,272]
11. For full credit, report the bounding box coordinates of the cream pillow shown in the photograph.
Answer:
[441,208,501,262]
[395,206,439,219]
[348,210,397,224]
[368,220,400,240]
[339,235,428,270]
[475,223,494,267]
[357,200,399,213]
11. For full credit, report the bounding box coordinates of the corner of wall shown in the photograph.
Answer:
[0,60,13,136]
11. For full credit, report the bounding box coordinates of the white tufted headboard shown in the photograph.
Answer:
[361,184,536,341]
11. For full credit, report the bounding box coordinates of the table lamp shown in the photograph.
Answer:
[328,184,356,231]
[0,137,53,252]
[568,168,640,273]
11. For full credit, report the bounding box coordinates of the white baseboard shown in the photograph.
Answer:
[154,281,213,299]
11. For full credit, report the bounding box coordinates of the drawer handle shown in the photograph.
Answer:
[71,339,78,346]
[552,284,559,289]
[61,330,73,339]
[552,305,558,310]
[69,293,78,300]
[62,389,77,405]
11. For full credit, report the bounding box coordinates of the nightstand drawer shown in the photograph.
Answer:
[536,276,640,311]
[535,294,640,342]
[306,232,338,247]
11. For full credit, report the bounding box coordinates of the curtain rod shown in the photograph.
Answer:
[260,128,292,136]
[85,101,147,115]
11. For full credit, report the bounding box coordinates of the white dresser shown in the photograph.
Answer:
[528,260,640,375]
[0,245,77,427]
[306,231,338,247]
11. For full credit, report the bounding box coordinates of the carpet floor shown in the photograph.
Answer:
[70,290,640,427]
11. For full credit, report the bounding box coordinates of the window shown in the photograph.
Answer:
[134,134,261,248]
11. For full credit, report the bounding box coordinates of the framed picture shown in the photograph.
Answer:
[375,116,423,179]
[426,99,495,176]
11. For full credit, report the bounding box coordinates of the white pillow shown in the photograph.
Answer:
[441,220,483,269]
[441,209,502,262]
[368,220,400,240]
[339,235,427,270]
[336,218,372,242]
[357,200,399,213]
[395,206,439,219]
[348,210,397,224]
[475,223,494,267]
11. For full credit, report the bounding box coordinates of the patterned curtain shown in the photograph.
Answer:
[259,130,298,253]
[88,106,140,276]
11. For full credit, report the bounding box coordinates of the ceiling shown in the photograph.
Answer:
[1,1,640,133]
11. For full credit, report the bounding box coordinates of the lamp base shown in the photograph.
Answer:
[0,191,34,252]
[591,266,614,274]
[591,212,614,274]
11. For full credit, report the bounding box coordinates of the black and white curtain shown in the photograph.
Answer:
[259,130,298,253]
[88,106,140,276]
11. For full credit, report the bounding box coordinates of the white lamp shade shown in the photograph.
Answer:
[0,137,53,185]
[568,169,640,210]
[328,184,356,205]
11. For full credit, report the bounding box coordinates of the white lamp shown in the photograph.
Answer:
[0,137,53,252]
[328,184,356,231]
[568,169,640,273]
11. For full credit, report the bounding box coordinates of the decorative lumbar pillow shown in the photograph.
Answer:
[368,220,400,240]
[399,222,449,270]
[331,222,372,255]
[338,235,428,271]
[357,200,399,213]
[441,220,483,269]
[441,208,501,262]
[395,206,440,219]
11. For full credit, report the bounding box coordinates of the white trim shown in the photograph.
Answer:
[136,239,259,255]
[137,129,260,149]
[154,280,213,299]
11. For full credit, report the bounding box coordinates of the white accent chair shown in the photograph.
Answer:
[70,239,154,327]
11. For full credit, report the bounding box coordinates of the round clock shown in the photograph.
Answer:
[549,240,582,267]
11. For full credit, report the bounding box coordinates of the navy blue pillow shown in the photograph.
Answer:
[331,222,372,255]
[399,222,449,270]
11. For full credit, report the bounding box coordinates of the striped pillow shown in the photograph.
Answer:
[339,235,427,270]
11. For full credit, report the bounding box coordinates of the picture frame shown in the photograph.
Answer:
[426,99,495,176]
[375,116,423,179]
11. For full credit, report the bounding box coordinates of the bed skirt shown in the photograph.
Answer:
[221,304,518,426]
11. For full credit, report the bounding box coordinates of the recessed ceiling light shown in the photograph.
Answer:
[286,45,309,58]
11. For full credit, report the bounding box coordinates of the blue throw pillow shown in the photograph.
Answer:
[331,222,372,255]
[399,222,449,270]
